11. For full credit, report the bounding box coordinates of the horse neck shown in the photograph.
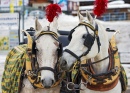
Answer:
[92,50,109,74]
[92,21,109,74]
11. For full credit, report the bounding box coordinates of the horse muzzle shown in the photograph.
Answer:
[60,58,74,71]
[41,77,54,88]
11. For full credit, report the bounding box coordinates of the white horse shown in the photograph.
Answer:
[60,11,122,93]
[20,18,63,93]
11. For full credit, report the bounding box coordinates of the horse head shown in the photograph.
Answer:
[32,18,62,88]
[60,11,108,71]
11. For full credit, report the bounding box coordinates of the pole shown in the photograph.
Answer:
[22,0,24,30]
[18,12,20,44]
[21,0,24,43]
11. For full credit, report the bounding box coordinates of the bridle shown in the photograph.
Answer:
[61,22,121,91]
[24,30,64,88]
[31,31,62,75]
[64,22,101,62]
[60,22,101,92]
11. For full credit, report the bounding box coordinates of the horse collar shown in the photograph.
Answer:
[80,36,121,91]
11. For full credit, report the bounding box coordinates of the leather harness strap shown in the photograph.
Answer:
[82,77,119,91]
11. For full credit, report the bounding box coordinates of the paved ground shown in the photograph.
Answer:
[0,53,130,93]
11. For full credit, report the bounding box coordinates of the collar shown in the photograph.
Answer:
[80,35,120,91]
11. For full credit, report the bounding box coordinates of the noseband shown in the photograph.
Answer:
[64,22,101,61]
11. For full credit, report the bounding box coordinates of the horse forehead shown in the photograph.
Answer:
[37,35,57,47]
[73,26,86,35]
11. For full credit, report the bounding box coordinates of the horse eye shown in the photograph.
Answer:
[82,34,87,39]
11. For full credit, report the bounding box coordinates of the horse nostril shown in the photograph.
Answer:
[41,78,54,88]
[62,60,67,66]
[41,79,44,84]
[52,80,54,84]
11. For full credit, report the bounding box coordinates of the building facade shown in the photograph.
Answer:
[28,0,51,10]
[69,0,130,21]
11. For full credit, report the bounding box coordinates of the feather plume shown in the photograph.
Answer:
[45,4,61,22]
[93,0,108,17]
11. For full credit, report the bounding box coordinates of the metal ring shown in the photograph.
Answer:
[67,82,75,90]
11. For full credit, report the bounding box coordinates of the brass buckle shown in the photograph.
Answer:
[25,70,37,77]
[72,61,79,70]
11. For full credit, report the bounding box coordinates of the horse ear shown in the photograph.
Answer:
[52,17,58,33]
[77,11,85,22]
[86,10,94,24]
[35,18,42,31]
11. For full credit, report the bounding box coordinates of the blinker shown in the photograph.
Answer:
[83,34,95,49]
[82,34,87,39]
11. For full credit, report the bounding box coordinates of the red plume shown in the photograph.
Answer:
[93,0,108,17]
[45,4,61,22]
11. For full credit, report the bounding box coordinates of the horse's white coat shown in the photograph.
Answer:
[20,18,60,93]
[61,11,121,93]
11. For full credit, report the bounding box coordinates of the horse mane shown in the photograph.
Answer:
[92,19,108,45]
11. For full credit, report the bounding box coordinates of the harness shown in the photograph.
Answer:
[60,22,101,93]
[23,30,65,89]
[80,35,120,91]
[63,22,123,92]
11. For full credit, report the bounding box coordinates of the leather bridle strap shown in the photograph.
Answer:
[79,22,101,53]
[35,31,58,40]
[37,67,55,74]
[64,49,81,61]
